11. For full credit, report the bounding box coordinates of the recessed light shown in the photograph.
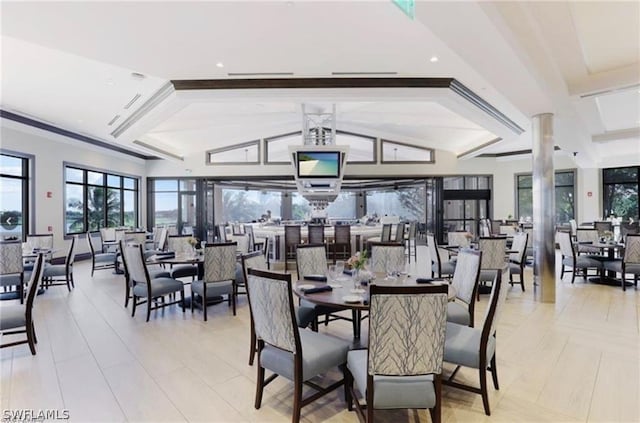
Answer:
[131,72,146,80]
[430,56,439,63]
[216,62,224,68]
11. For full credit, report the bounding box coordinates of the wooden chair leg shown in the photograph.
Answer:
[248,326,256,366]
[292,373,303,423]
[131,296,137,317]
[146,297,152,322]
[26,322,36,355]
[490,354,499,389]
[255,348,265,409]
[479,366,491,415]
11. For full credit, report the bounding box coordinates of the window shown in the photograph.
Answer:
[603,166,639,220]
[516,170,575,224]
[442,176,491,239]
[152,180,179,226]
[64,165,139,234]
[326,192,357,219]
[206,140,260,165]
[0,152,30,240]
[221,188,282,222]
[366,185,426,221]
[381,140,434,164]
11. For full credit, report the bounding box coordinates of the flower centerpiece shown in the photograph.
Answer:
[602,230,614,243]
[347,250,368,270]
[187,236,199,247]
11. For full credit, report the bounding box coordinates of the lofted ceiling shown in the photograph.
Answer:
[1,1,638,167]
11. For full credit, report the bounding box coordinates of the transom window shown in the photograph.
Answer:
[265,130,376,164]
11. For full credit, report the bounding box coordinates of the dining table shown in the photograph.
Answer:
[583,241,628,286]
[293,273,456,340]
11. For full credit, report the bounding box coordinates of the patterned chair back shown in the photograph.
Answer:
[569,219,577,237]
[217,224,228,242]
[26,234,53,250]
[594,221,613,237]
[451,250,482,305]
[557,231,575,261]
[499,225,516,236]
[621,222,639,239]
[380,224,392,242]
[156,227,168,251]
[114,229,127,242]
[370,242,404,273]
[244,225,256,251]
[447,231,470,248]
[576,228,599,244]
[393,222,406,242]
[124,231,147,245]
[167,224,179,236]
[509,232,528,264]
[100,228,116,242]
[0,240,23,275]
[203,242,237,283]
[334,225,351,244]
[623,234,640,265]
[167,235,193,255]
[296,244,328,277]
[246,269,298,354]
[478,237,507,270]
[87,231,102,255]
[284,225,302,248]
[367,284,448,376]
[242,250,268,281]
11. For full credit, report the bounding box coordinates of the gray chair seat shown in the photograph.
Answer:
[578,245,601,254]
[444,322,496,369]
[347,349,435,409]
[432,261,456,276]
[43,265,66,277]
[170,264,198,279]
[562,256,603,269]
[149,269,170,279]
[261,329,349,381]
[447,301,470,326]
[0,305,26,330]
[95,252,116,263]
[191,280,233,298]
[132,277,183,298]
[479,268,501,282]
[508,262,523,274]
[603,260,640,274]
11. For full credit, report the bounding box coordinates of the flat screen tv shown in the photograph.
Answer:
[296,151,341,178]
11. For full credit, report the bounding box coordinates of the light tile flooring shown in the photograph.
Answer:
[1,246,639,422]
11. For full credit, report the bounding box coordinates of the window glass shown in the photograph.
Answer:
[335,132,375,163]
[154,192,178,226]
[0,176,24,238]
[107,174,121,188]
[65,184,84,233]
[265,132,302,163]
[291,193,311,220]
[381,140,433,163]
[123,190,136,227]
[443,177,464,190]
[65,167,83,183]
[326,192,356,219]
[604,182,639,220]
[464,177,478,189]
[87,171,104,185]
[0,154,23,177]
[154,179,178,191]
[477,176,490,189]
[221,188,282,222]
[366,185,425,221]
[180,180,197,191]
[87,186,105,230]
[603,167,637,184]
[107,189,122,226]
[207,142,259,164]
[516,171,575,223]
[123,177,136,190]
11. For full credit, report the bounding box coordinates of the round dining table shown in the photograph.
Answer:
[293,274,456,339]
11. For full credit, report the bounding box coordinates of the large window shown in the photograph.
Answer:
[65,165,139,234]
[221,188,282,222]
[603,166,639,220]
[442,176,491,239]
[516,170,575,224]
[0,152,29,240]
[366,185,426,221]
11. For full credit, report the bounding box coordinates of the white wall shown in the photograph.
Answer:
[1,121,147,255]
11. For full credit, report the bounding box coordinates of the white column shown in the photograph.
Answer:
[532,113,556,303]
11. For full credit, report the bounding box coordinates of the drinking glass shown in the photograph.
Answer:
[328,265,338,282]
[335,260,345,278]
[385,260,398,281]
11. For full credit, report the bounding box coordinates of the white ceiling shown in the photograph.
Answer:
[1,1,639,166]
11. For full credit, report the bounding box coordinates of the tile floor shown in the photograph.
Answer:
[1,246,638,422]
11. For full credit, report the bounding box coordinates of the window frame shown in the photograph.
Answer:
[63,162,140,236]
[1,150,33,241]
[380,139,435,164]
[602,166,640,220]
[514,168,576,223]
[206,139,260,165]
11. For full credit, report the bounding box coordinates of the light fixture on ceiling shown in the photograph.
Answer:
[430,56,439,63]
[216,62,224,68]
[131,72,146,80]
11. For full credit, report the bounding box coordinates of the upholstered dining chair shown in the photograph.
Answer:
[242,251,316,366]
[427,234,456,279]
[346,284,448,423]
[167,235,198,281]
[447,249,482,327]
[307,224,325,246]
[123,243,185,322]
[369,242,405,274]
[380,224,392,242]
[443,270,508,416]
[477,236,507,297]
[620,222,639,239]
[508,232,528,291]
[558,231,603,284]
[87,231,116,276]
[404,221,418,263]
[296,243,351,331]
[0,253,44,355]
[332,224,352,263]
[119,240,170,308]
[244,225,264,252]
[246,268,349,423]
[594,221,613,238]
[576,228,600,255]
[25,233,53,268]
[447,231,471,248]
[42,235,76,291]
[604,233,640,291]
[191,242,237,321]
[0,240,25,303]
[393,222,406,243]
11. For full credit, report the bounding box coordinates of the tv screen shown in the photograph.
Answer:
[297,151,340,178]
